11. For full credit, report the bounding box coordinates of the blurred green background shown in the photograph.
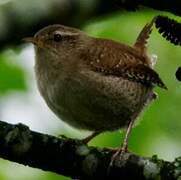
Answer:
[0,6,180,180]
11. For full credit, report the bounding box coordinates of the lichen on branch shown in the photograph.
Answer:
[0,120,180,180]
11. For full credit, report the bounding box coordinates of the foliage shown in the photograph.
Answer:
[0,54,27,96]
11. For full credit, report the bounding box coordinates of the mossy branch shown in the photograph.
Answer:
[0,120,180,180]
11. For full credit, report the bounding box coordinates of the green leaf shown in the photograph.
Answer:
[0,55,27,96]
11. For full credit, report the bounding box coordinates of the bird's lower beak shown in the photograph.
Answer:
[23,37,45,49]
[23,37,38,45]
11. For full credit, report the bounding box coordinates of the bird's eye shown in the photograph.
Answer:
[53,33,62,42]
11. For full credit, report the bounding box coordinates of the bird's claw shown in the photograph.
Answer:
[107,145,128,175]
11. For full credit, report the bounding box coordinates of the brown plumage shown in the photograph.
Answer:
[83,38,166,89]
[24,16,166,165]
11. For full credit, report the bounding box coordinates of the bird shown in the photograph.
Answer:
[24,16,167,166]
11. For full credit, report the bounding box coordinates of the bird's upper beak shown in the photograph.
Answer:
[23,37,45,49]
[23,37,38,45]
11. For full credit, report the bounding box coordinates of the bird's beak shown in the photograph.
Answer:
[23,37,38,45]
[23,37,45,49]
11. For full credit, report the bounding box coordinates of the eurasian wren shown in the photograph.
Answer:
[24,16,167,164]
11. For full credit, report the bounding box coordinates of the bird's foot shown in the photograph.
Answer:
[109,144,128,167]
[107,143,128,175]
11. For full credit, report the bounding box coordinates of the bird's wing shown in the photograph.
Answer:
[83,38,166,89]
[90,62,166,89]
[111,64,167,89]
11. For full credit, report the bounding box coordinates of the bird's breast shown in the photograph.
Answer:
[35,63,154,131]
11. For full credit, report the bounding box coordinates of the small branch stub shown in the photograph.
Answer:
[176,67,181,81]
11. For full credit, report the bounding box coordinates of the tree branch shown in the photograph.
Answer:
[0,120,180,180]
[1,0,181,50]
[116,0,181,16]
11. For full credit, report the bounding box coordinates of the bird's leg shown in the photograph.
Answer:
[109,118,135,167]
[82,131,100,144]
[108,91,156,169]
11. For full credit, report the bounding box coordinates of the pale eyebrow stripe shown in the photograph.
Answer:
[54,30,79,36]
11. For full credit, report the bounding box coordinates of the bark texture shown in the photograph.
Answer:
[0,120,180,180]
